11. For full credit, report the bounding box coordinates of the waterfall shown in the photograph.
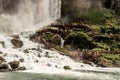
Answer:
[0,0,61,34]
[0,0,92,72]
[60,37,64,48]
[49,0,61,20]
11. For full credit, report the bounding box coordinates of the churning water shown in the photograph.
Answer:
[0,0,61,33]
[0,71,120,80]
[0,0,120,80]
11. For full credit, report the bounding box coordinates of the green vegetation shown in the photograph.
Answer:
[83,8,113,25]
[34,0,120,67]
[102,54,120,62]
[65,32,96,49]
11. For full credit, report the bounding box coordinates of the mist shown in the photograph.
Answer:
[0,0,61,34]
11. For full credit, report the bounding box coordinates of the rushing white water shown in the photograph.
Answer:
[0,0,61,34]
[49,0,61,20]
[1,34,120,76]
[60,37,64,48]
[0,34,92,71]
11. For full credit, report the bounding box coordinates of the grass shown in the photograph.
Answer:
[102,54,120,62]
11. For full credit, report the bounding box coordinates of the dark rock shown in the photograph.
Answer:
[23,49,29,53]
[34,60,39,63]
[45,52,52,58]
[0,56,5,64]
[17,66,26,70]
[55,65,58,68]
[0,41,5,48]
[31,48,37,50]
[46,63,51,67]
[83,60,93,66]
[9,61,19,69]
[45,52,49,57]
[11,39,23,48]
[0,69,10,72]
[81,65,84,67]
[38,54,41,57]
[9,35,20,39]
[63,65,71,70]
[0,51,3,54]
[0,63,9,71]
[3,53,7,57]
[19,58,24,62]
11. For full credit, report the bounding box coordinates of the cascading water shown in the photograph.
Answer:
[0,1,120,80]
[0,0,90,72]
[0,0,61,34]
[49,0,61,20]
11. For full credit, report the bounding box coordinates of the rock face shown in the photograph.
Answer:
[11,38,23,48]
[9,61,19,70]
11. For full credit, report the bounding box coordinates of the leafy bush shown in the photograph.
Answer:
[93,35,112,43]
[102,54,120,62]
[110,41,120,50]
[100,25,120,34]
[65,32,96,49]
[83,8,114,24]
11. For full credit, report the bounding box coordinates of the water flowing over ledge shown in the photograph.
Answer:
[0,0,61,34]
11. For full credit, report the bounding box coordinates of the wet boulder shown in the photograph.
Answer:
[0,63,10,72]
[46,63,51,67]
[9,61,19,70]
[0,51,3,54]
[11,38,23,48]
[0,41,5,48]
[63,65,71,70]
[19,58,24,62]
[17,66,26,70]
[0,56,5,64]
[9,35,20,39]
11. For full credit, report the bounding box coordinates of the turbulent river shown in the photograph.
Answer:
[0,69,120,80]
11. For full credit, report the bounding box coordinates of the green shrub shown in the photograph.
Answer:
[65,32,96,49]
[83,8,114,25]
[95,42,110,50]
[100,25,120,34]
[40,33,54,43]
[93,35,112,43]
[102,54,120,62]
[110,41,120,50]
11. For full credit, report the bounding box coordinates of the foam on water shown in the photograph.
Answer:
[0,34,92,71]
